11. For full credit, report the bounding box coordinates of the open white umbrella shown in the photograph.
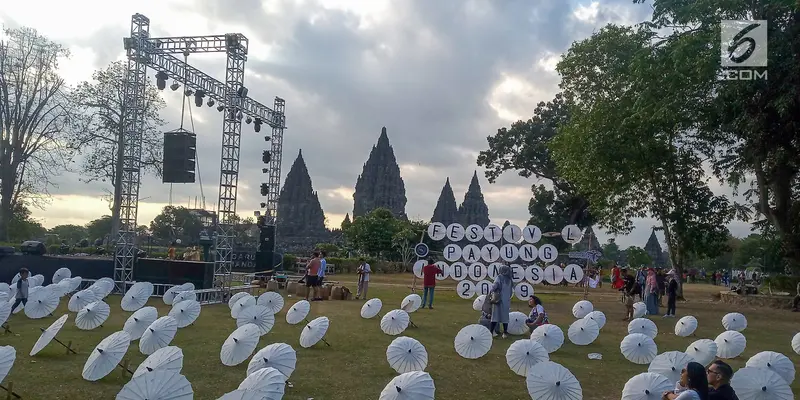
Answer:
[628,318,658,339]
[361,298,383,319]
[231,294,256,319]
[715,330,746,359]
[647,351,695,384]
[792,333,800,356]
[89,277,115,299]
[116,371,193,400]
[228,291,251,309]
[63,277,82,293]
[52,268,71,284]
[237,367,285,398]
[236,305,274,336]
[731,367,794,400]
[121,282,154,312]
[531,324,564,354]
[217,390,265,400]
[621,372,672,400]
[133,346,184,378]
[285,300,310,325]
[50,281,72,297]
[300,316,330,348]
[69,289,98,313]
[29,274,44,287]
[387,336,428,374]
[685,339,718,366]
[76,300,111,330]
[472,295,486,311]
[172,291,196,305]
[379,371,435,400]
[633,302,647,318]
[0,346,15,384]
[454,324,492,359]
[82,331,131,381]
[401,294,422,313]
[746,351,795,384]
[583,311,606,329]
[722,312,747,332]
[571,300,593,319]
[506,339,548,377]
[381,309,410,336]
[507,311,529,336]
[163,284,189,306]
[124,307,158,340]
[30,314,74,356]
[256,292,284,314]
[526,361,582,400]
[568,318,599,346]
[247,343,297,379]
[24,286,59,319]
[674,316,698,337]
[621,333,658,365]
[221,324,261,366]
[0,302,11,328]
[140,316,178,355]
[0,283,9,296]
[168,300,201,328]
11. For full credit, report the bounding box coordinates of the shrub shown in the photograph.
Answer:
[763,275,800,293]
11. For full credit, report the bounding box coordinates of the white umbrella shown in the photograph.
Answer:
[386,336,428,374]
[124,307,158,340]
[472,294,486,311]
[236,305,275,336]
[247,343,297,379]
[231,294,256,319]
[792,332,800,356]
[531,324,565,354]
[116,371,193,400]
[621,372,672,400]
[526,361,582,400]
[506,339,548,377]
[633,302,646,318]
[0,346,15,384]
[285,300,310,325]
[715,330,746,359]
[454,324,492,359]
[361,298,383,319]
[0,301,11,328]
[685,339,718,366]
[82,331,131,381]
[76,300,111,330]
[647,351,695,384]
[256,292,284,314]
[140,316,179,355]
[381,309,410,336]
[121,282,154,312]
[628,318,658,339]
[30,314,72,356]
[746,351,795,384]
[29,274,45,287]
[568,318,599,346]
[583,310,606,329]
[69,289,98,313]
[731,367,794,400]
[89,277,115,299]
[50,281,72,297]
[133,346,184,378]
[217,389,265,400]
[621,333,658,364]
[0,283,10,298]
[24,286,59,319]
[674,316,698,337]
[168,300,201,328]
[163,284,188,306]
[722,312,747,332]
[300,316,330,348]
[228,291,251,309]
[507,311,529,335]
[401,294,422,313]
[63,277,83,293]
[379,371,435,400]
[0,292,5,303]
[571,300,593,319]
[237,367,285,398]
[221,324,261,366]
[181,283,195,291]
[52,267,71,284]
[172,291,196,305]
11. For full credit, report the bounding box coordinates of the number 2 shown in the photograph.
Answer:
[461,284,469,296]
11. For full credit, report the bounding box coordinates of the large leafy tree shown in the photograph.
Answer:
[7,203,46,242]
[344,208,401,257]
[85,215,113,244]
[49,224,88,244]
[149,206,206,245]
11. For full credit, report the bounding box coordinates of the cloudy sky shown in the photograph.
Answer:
[1,0,753,248]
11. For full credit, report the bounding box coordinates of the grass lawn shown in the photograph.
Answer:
[2,274,799,399]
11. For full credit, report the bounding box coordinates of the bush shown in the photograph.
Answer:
[763,275,800,293]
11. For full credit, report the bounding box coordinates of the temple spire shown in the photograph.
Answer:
[458,171,490,227]
[353,127,407,218]
[277,149,327,242]
[431,177,459,225]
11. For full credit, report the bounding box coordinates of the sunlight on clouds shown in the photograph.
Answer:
[325,187,354,201]
[399,163,438,178]
[488,74,550,122]
[316,0,391,28]
[573,1,601,22]
[30,195,169,229]
[59,46,98,85]
[537,52,560,73]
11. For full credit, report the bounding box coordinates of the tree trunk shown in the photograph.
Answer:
[0,171,13,242]
[109,132,125,245]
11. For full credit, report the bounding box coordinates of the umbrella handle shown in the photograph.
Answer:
[1,323,11,335]
[0,382,22,399]
[409,320,417,328]
[321,338,331,347]
[53,337,78,354]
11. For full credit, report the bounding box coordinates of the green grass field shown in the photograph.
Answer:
[2,275,799,399]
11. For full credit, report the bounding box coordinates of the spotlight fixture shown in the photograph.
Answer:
[260,183,269,196]
[245,117,252,124]
[185,89,194,97]
[264,136,271,142]
[207,98,215,107]
[236,111,243,120]
[262,151,271,164]
[237,86,248,97]
[170,81,180,91]
[260,202,267,208]
[254,118,262,133]
[261,168,268,173]
[217,105,224,112]
[155,72,168,90]
[194,90,206,107]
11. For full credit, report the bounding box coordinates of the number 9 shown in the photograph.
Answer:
[521,284,529,297]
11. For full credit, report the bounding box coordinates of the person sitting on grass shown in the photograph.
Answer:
[525,295,549,333]
[663,362,709,400]
[478,295,492,330]
[420,259,442,309]
[707,360,739,400]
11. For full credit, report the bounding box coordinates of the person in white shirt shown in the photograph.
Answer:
[355,258,371,299]
[314,251,327,301]
[663,362,709,400]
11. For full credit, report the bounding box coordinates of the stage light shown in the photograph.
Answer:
[260,183,269,196]
[237,87,248,97]
[261,168,268,173]
[194,90,205,107]
[185,89,193,96]
[217,105,224,112]
[155,71,168,90]
[207,98,215,107]
[254,118,262,133]
[170,81,180,91]
[245,117,252,124]
[260,202,267,208]
[262,151,271,164]
[236,111,243,120]
[264,136,270,142]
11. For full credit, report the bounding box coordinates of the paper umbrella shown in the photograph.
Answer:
[745,351,795,384]
[300,316,330,348]
[620,333,657,365]
[685,339,718,366]
[124,307,159,340]
[230,294,257,319]
[583,310,606,329]
[722,312,747,332]
[247,343,297,379]
[454,324,492,359]
[571,300,593,319]
[140,316,179,355]
[221,324,261,366]
[256,292,285,314]
[24,286,60,319]
[505,339,549,377]
[82,331,131,381]
[237,367,286,398]
[627,318,658,339]
[379,371,435,400]
[568,318,599,346]
[674,316,698,337]
[115,371,193,400]
[621,372,672,400]
[68,289,98,313]
[531,324,565,354]
[507,311,529,336]
[647,351,696,384]
[285,300,310,325]
[386,336,428,374]
[168,299,201,328]
[121,282,154,312]
[715,330,746,359]
[731,367,794,400]
[133,346,184,378]
[361,298,383,319]
[30,314,75,356]
[525,361,582,400]
[236,305,275,336]
[400,294,422,313]
[76,300,111,330]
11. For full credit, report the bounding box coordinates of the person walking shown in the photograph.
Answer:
[664,270,679,317]
[355,258,371,300]
[490,265,513,338]
[11,268,29,312]
[420,259,442,309]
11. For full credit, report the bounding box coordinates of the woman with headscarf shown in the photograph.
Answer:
[490,265,513,338]
[645,268,660,315]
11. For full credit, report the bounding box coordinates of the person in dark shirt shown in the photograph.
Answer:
[664,270,679,317]
[622,268,640,321]
[420,259,442,309]
[707,360,739,400]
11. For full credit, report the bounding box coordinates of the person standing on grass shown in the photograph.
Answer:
[420,259,441,309]
[11,268,29,312]
[490,265,513,338]
[622,268,640,321]
[355,258,371,300]
[664,270,679,318]
[314,251,327,301]
[304,252,321,301]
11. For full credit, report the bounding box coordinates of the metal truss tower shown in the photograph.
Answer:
[118,13,286,299]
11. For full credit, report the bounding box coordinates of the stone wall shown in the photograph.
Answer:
[718,291,794,309]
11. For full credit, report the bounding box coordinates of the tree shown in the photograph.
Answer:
[149,206,205,245]
[49,224,88,244]
[0,27,74,241]
[343,208,401,257]
[70,61,166,240]
[86,215,113,244]
[731,234,784,273]
[602,239,621,264]
[392,219,440,265]
[7,202,46,242]
[626,246,652,268]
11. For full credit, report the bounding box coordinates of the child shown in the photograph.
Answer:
[12,268,29,311]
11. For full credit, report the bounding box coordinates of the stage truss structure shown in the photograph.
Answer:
[117,13,286,301]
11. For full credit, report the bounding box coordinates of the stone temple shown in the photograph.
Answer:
[431,172,491,231]
[276,149,332,253]
[352,127,407,218]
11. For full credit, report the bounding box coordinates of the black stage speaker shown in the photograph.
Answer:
[258,224,276,253]
[162,130,197,183]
